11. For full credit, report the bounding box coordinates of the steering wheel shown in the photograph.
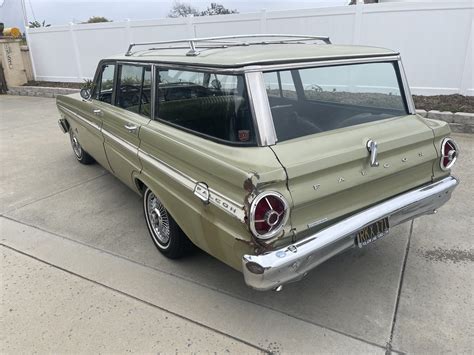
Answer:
[119,84,142,106]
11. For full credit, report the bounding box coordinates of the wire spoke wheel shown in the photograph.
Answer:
[69,131,83,159]
[146,192,170,247]
[143,187,193,258]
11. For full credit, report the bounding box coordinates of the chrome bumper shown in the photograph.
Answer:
[58,118,69,134]
[242,176,459,291]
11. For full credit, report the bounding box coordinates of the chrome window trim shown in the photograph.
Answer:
[130,61,245,74]
[245,71,277,146]
[242,54,401,72]
[115,62,154,119]
[397,59,416,114]
[138,149,246,222]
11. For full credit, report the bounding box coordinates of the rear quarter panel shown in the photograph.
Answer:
[136,120,287,271]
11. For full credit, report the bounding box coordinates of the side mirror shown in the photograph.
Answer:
[80,88,91,100]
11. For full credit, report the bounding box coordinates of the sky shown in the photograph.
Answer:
[0,0,348,30]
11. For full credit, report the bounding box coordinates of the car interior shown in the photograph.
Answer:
[267,94,406,141]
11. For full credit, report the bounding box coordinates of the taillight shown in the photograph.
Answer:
[440,137,459,171]
[249,191,289,240]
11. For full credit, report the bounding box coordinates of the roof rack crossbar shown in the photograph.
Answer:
[124,34,331,56]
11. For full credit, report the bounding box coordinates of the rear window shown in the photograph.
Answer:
[263,62,408,142]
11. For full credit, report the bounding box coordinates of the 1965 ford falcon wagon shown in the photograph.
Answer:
[57,34,459,291]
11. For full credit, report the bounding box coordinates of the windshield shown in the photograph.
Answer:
[263,62,408,142]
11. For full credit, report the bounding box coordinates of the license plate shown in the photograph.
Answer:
[356,217,389,248]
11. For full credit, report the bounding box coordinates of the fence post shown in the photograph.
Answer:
[24,28,37,81]
[260,9,267,34]
[186,16,196,38]
[352,0,363,45]
[460,11,473,96]
[125,19,133,48]
[69,22,83,81]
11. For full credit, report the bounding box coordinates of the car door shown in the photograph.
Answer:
[100,63,152,190]
[65,61,116,170]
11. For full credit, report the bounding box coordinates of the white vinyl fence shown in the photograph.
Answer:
[26,1,473,95]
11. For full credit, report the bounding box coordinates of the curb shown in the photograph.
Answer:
[416,109,474,134]
[6,86,80,98]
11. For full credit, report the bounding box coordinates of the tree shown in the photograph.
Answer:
[200,3,238,16]
[167,1,238,18]
[83,16,112,23]
[167,1,199,18]
[348,0,378,4]
[28,20,51,28]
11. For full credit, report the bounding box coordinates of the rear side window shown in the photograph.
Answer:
[93,63,115,104]
[263,62,408,142]
[264,71,297,99]
[154,68,255,145]
[115,64,151,118]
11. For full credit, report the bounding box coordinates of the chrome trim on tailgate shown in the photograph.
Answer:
[242,176,459,291]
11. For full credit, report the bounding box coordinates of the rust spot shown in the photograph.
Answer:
[243,177,254,192]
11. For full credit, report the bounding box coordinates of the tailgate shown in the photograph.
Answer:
[271,115,438,235]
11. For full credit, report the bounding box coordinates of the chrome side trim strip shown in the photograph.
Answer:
[138,149,246,222]
[102,128,138,155]
[58,104,101,131]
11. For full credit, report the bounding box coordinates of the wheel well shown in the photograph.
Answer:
[135,178,147,195]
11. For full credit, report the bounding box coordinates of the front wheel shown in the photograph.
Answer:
[69,130,94,165]
[143,187,192,259]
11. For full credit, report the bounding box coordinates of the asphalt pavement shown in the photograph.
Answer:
[1,95,473,353]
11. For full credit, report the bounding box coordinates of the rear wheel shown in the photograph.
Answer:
[143,187,192,258]
[69,130,94,164]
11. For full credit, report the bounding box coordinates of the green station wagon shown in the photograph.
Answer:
[57,35,459,291]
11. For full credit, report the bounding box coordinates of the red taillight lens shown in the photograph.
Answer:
[440,138,459,171]
[250,192,289,240]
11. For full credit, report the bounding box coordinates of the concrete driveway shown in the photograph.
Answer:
[1,95,473,353]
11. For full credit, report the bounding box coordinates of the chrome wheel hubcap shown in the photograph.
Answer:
[146,192,170,246]
[70,132,83,159]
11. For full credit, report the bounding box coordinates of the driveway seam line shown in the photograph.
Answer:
[385,220,413,355]
[0,215,394,352]
[0,243,270,354]
[2,171,109,215]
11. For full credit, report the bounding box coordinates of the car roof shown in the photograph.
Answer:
[106,43,398,68]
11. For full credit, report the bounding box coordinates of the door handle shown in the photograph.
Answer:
[124,123,138,133]
[93,109,102,116]
[366,139,379,167]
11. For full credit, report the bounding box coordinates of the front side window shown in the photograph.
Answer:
[263,62,408,142]
[94,63,115,104]
[155,68,255,145]
[116,64,151,118]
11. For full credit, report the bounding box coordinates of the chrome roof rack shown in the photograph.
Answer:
[125,34,331,56]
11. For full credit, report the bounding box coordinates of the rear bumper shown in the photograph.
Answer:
[242,176,459,291]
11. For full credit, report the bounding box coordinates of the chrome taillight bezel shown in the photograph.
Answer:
[249,191,289,240]
[440,137,459,171]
